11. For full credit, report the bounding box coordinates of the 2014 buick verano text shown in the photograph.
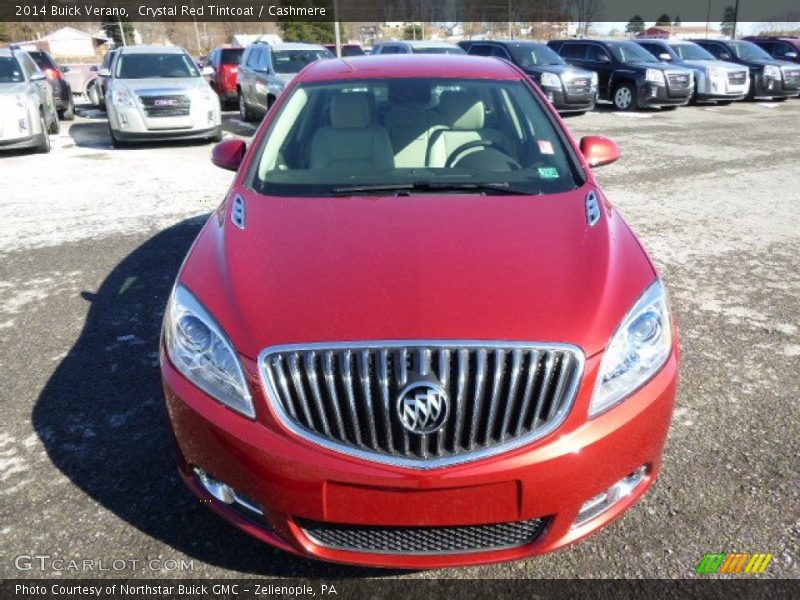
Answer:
[160,55,679,568]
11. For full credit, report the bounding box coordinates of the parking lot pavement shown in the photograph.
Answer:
[1,101,798,579]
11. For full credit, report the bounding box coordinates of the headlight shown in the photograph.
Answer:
[764,64,781,79]
[540,72,561,88]
[111,88,135,107]
[590,280,673,417]
[645,69,666,85]
[164,285,255,418]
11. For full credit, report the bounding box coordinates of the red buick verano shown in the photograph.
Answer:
[161,55,679,568]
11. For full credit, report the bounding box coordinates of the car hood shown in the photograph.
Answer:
[114,77,208,94]
[525,65,593,78]
[0,82,28,96]
[680,59,746,71]
[180,185,657,360]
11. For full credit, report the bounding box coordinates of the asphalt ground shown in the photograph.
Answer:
[1,98,798,579]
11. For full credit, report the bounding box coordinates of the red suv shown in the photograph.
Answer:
[205,46,244,108]
[161,55,679,568]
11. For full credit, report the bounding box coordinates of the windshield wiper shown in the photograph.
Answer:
[331,182,533,196]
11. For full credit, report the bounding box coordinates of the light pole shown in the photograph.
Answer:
[333,0,342,57]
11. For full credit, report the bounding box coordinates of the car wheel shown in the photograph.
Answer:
[36,113,51,154]
[61,93,75,121]
[689,83,699,105]
[239,92,254,122]
[613,83,637,111]
[48,112,60,134]
[87,84,99,107]
[746,79,756,101]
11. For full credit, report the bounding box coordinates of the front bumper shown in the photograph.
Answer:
[162,343,678,568]
[638,82,692,107]
[754,74,800,98]
[546,87,597,113]
[108,102,221,139]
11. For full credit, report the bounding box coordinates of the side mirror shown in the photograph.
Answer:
[659,53,672,61]
[90,65,98,72]
[29,72,46,82]
[599,54,611,63]
[785,51,798,59]
[720,53,731,60]
[201,66,214,76]
[580,135,620,168]
[98,68,111,77]
[212,139,246,172]
[61,65,71,73]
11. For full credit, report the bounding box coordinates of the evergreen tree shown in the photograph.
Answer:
[625,15,646,36]
[280,21,335,44]
[720,5,736,37]
[655,13,672,27]
[102,16,134,46]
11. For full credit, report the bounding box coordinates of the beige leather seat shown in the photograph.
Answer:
[309,93,394,171]
[426,92,513,168]
[384,82,445,168]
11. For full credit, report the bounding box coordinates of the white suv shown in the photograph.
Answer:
[104,45,221,147]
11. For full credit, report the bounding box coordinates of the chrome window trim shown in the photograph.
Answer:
[258,340,585,470]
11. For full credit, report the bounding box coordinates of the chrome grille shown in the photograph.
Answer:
[260,341,583,467]
[565,77,592,94]
[297,516,548,554]
[784,69,800,87]
[667,72,692,90]
[727,70,747,85]
[139,94,191,117]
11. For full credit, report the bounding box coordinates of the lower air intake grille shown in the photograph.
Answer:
[297,517,548,554]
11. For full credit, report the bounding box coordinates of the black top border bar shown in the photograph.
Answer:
[2,0,800,23]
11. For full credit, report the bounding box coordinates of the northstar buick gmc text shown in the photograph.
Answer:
[160,55,679,568]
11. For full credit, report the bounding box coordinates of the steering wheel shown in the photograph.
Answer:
[445,140,521,170]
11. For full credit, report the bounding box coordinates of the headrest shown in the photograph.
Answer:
[438,91,485,130]
[330,93,371,129]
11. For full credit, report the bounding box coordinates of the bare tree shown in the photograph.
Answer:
[567,0,601,38]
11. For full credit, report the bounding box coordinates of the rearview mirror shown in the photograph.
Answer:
[98,68,111,77]
[580,135,620,168]
[659,53,672,61]
[212,139,246,172]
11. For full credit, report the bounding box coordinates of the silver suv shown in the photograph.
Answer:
[104,45,222,148]
[0,47,59,154]
[237,42,332,121]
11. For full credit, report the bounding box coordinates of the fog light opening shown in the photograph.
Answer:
[119,114,128,128]
[19,118,28,132]
[573,465,648,528]
[193,468,263,516]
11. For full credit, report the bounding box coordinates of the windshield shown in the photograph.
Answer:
[116,53,200,79]
[249,77,580,197]
[670,43,715,60]
[411,46,466,55]
[0,57,24,83]
[273,49,332,74]
[508,43,564,67]
[727,41,773,60]
[610,42,659,63]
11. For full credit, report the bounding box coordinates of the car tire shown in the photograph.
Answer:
[239,92,255,122]
[613,82,637,111]
[746,80,756,101]
[87,84,100,107]
[661,106,678,111]
[48,112,60,134]
[689,83,699,105]
[36,113,51,154]
[61,93,75,121]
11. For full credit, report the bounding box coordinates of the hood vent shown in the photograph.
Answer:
[231,194,246,229]
[585,190,601,227]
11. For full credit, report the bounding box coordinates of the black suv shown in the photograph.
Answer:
[459,40,597,114]
[691,39,800,99]
[548,40,694,111]
[27,50,74,120]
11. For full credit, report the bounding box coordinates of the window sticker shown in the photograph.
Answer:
[538,166,560,179]
[538,140,554,155]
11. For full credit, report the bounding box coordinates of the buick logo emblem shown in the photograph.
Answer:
[397,382,449,435]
